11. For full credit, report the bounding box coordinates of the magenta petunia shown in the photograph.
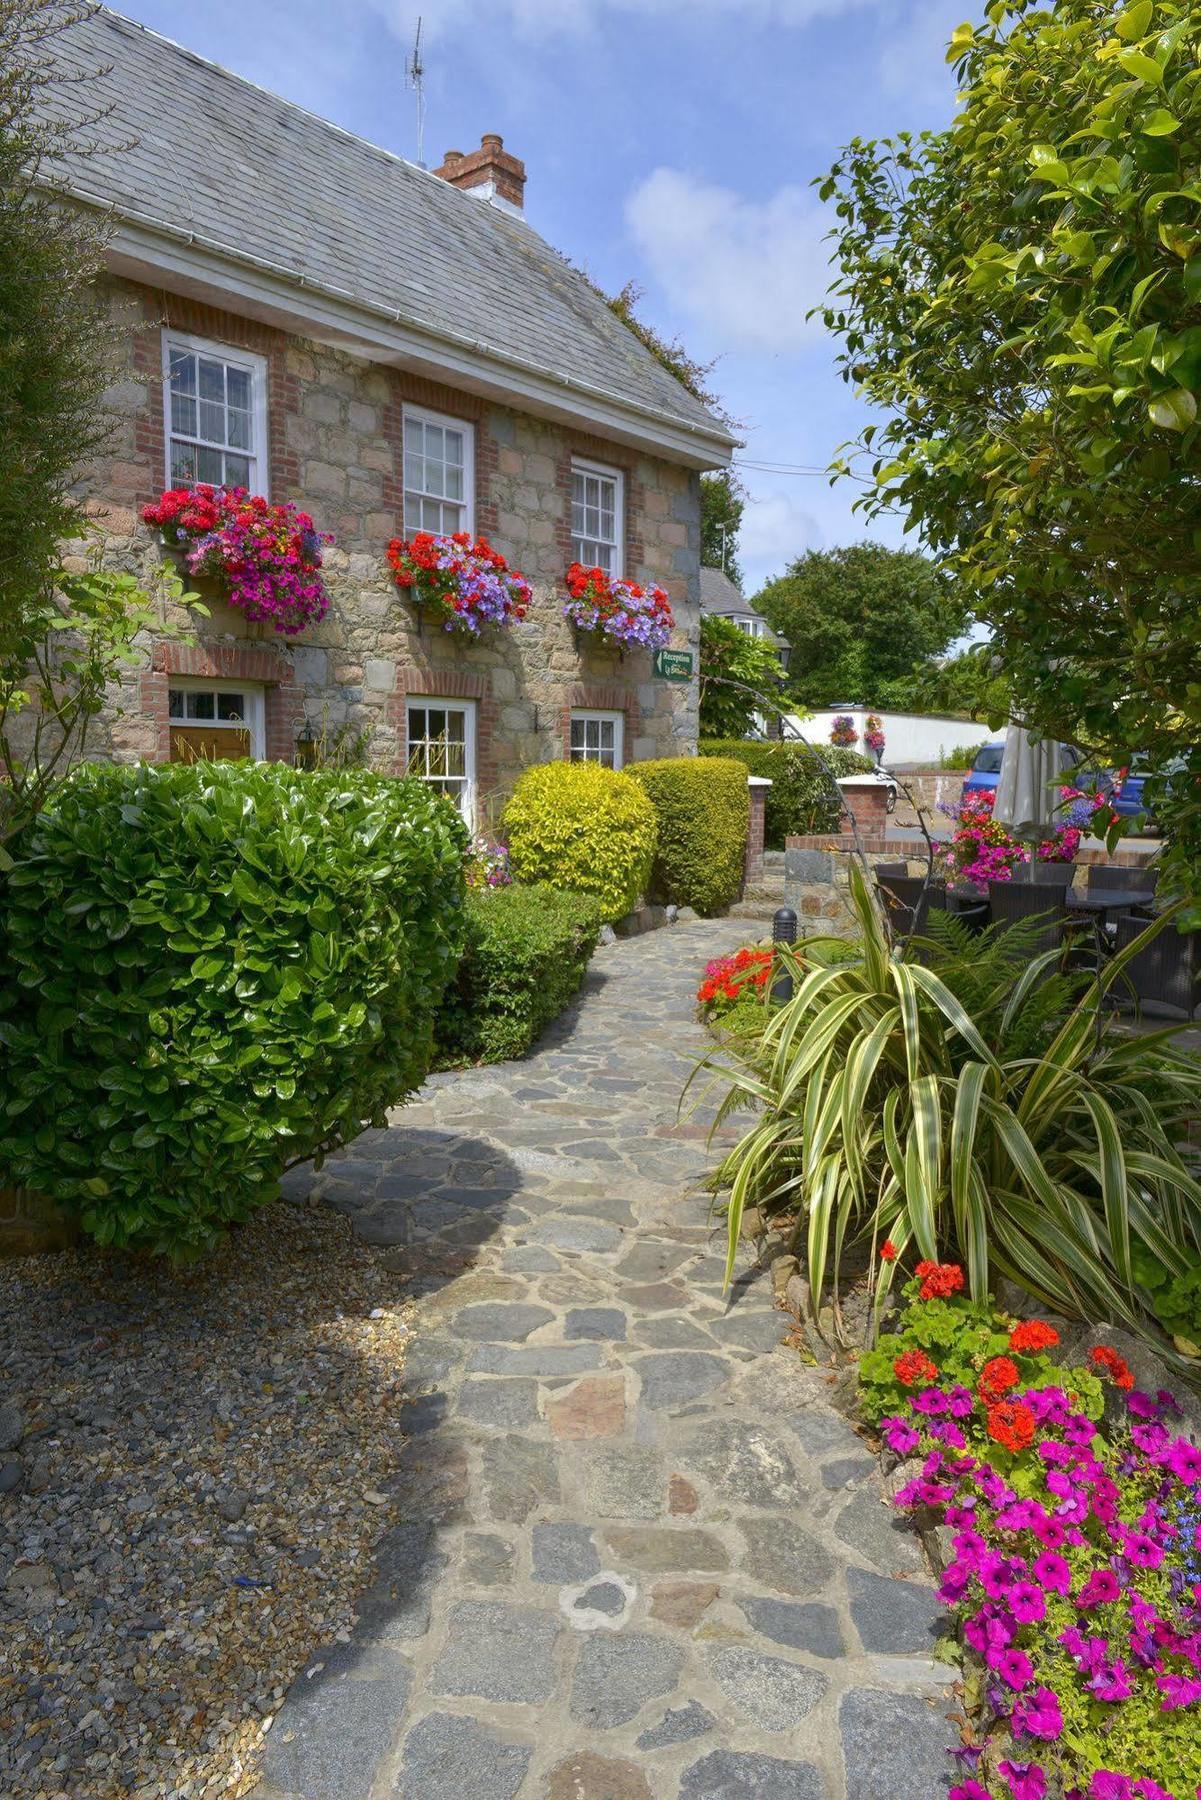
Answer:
[999,1761,1048,1800]
[1011,1685,1063,1741]
[1032,1551,1071,1595]
[988,1646,1034,1691]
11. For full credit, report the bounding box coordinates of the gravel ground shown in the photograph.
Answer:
[0,1203,413,1800]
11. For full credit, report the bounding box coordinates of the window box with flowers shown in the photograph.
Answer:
[141,485,332,636]
[387,532,531,637]
[562,562,674,654]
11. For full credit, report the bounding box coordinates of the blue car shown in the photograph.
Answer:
[962,741,1005,801]
[963,743,1160,831]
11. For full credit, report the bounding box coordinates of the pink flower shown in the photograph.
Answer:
[1158,1672,1201,1709]
[1032,1551,1071,1594]
[988,1647,1033,1690]
[1168,1441,1201,1485]
[1091,1776,1135,1800]
[1077,1568,1120,1609]
[999,1762,1048,1800]
[951,1784,993,1800]
[1009,1582,1046,1624]
[1011,1685,1063,1741]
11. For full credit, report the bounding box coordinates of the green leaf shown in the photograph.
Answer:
[1117,47,1164,83]
[1141,108,1180,136]
[1115,0,1153,38]
[1148,388,1197,429]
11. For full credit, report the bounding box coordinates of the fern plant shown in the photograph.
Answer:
[700,864,1201,1352]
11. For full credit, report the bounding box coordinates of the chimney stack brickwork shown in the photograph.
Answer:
[435,134,526,210]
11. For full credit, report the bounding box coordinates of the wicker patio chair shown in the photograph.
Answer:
[986,880,1069,957]
[1111,913,1200,1020]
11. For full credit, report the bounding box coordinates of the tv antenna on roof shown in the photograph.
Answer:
[406,17,427,168]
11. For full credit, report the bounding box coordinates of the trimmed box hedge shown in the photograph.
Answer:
[629,756,749,916]
[0,761,468,1258]
[503,760,657,924]
[699,739,873,848]
[436,883,603,1066]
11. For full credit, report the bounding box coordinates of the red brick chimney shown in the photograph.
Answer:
[434,134,526,212]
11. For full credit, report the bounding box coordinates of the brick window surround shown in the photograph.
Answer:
[560,683,640,762]
[142,642,304,764]
[388,663,501,789]
[553,432,645,581]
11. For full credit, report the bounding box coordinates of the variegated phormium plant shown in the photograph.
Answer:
[701,864,1201,1353]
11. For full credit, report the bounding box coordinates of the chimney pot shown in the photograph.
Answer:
[434,133,526,212]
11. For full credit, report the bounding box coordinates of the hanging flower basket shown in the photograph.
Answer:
[830,714,858,748]
[864,713,886,761]
[562,563,673,653]
[141,485,332,636]
[387,532,531,636]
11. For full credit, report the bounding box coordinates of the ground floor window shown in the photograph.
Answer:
[570,709,624,770]
[168,681,264,761]
[406,698,476,819]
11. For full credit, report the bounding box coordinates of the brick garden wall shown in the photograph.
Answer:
[76,277,703,792]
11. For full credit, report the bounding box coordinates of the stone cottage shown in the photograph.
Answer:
[39,8,735,821]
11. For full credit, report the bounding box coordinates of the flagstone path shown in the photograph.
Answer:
[258,919,957,1800]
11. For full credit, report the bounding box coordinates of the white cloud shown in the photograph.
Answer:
[740,490,823,588]
[625,168,830,356]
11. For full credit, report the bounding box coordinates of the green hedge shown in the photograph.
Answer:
[504,761,657,923]
[629,756,748,915]
[0,762,467,1258]
[699,739,873,849]
[436,883,602,1066]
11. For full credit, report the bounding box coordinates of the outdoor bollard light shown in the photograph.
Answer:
[772,906,798,1005]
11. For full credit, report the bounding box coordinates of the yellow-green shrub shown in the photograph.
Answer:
[629,756,748,916]
[503,761,657,923]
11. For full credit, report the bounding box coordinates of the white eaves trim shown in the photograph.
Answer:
[84,204,735,472]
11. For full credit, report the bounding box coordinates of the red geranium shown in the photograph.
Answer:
[387,532,530,635]
[979,1356,1020,1402]
[915,1260,965,1301]
[880,1240,897,1263]
[987,1399,1037,1454]
[1090,1345,1135,1391]
[1009,1320,1060,1355]
[142,484,331,634]
[894,1349,938,1388]
[562,562,674,651]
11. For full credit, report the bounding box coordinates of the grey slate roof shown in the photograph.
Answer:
[700,565,763,619]
[38,7,733,454]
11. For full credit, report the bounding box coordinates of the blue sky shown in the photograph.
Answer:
[118,0,967,593]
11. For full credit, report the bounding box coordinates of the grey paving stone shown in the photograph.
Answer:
[737,1595,845,1659]
[456,1378,540,1429]
[605,1526,729,1572]
[634,1315,717,1350]
[738,1516,836,1596]
[571,1579,627,1619]
[706,1310,788,1352]
[530,1218,624,1253]
[430,1602,559,1704]
[460,1533,514,1586]
[847,1566,943,1655]
[822,1452,876,1488]
[679,1750,825,1799]
[582,1446,665,1520]
[840,1688,958,1799]
[355,1521,448,1642]
[615,1240,695,1281]
[681,1419,810,1509]
[394,1712,532,1800]
[261,1644,412,1800]
[500,1247,560,1273]
[531,1522,600,1584]
[453,1303,555,1342]
[708,1646,828,1731]
[835,1486,925,1575]
[635,1351,730,1409]
[481,1436,561,1524]
[635,1701,717,1751]
[565,1306,628,1341]
[570,1631,684,1729]
[467,1344,603,1377]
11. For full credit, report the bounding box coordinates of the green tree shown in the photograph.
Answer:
[819,0,1201,891]
[699,613,786,739]
[878,644,1013,726]
[754,543,968,708]
[700,470,746,587]
[0,0,119,655]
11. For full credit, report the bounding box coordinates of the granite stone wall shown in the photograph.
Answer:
[72,279,703,798]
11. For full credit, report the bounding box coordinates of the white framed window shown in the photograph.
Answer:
[406,698,477,819]
[570,709,624,771]
[167,680,265,762]
[733,615,770,639]
[162,332,268,492]
[403,406,474,536]
[571,458,624,574]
